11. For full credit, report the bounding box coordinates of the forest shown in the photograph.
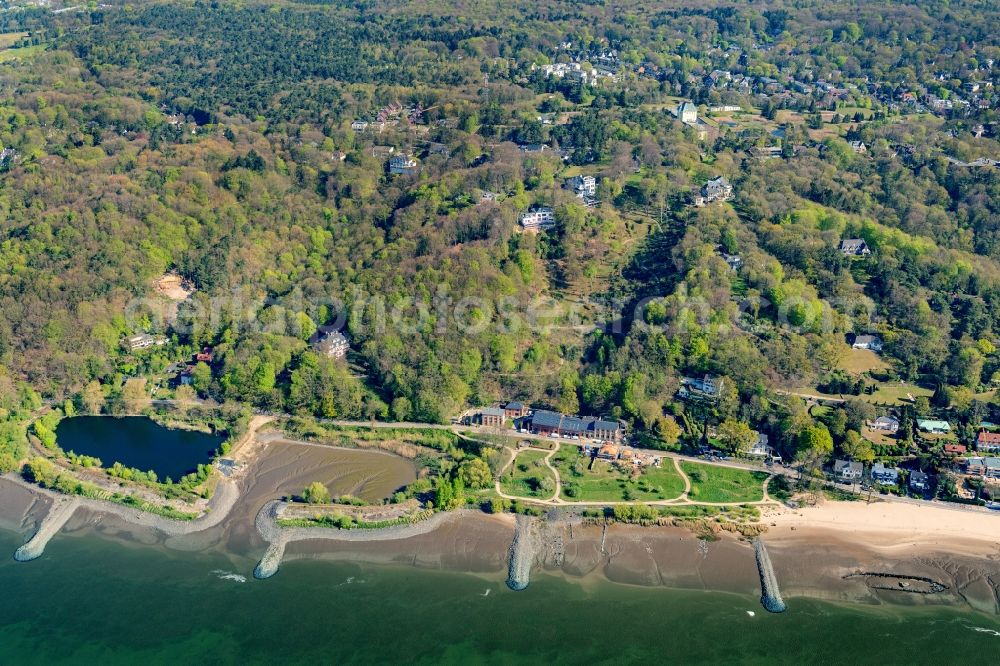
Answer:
[0,0,998,471]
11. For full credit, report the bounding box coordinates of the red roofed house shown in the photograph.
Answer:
[976,431,1000,453]
[944,443,967,456]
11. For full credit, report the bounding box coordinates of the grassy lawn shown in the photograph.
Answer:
[863,429,900,446]
[869,382,932,405]
[0,44,43,62]
[500,449,556,499]
[680,462,768,503]
[789,381,932,406]
[551,445,685,502]
[840,348,889,374]
[0,32,28,49]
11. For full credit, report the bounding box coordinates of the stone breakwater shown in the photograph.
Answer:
[252,502,477,580]
[753,538,786,613]
[507,515,535,591]
[14,496,81,562]
[253,500,287,579]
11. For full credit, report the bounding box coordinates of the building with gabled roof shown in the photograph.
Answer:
[976,430,1000,453]
[833,459,864,481]
[314,331,349,359]
[840,238,871,256]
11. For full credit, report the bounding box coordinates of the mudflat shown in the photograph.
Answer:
[5,438,1000,613]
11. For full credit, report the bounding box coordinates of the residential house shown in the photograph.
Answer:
[179,366,195,386]
[478,190,500,204]
[840,238,871,256]
[565,175,597,198]
[966,457,986,475]
[371,145,395,158]
[126,334,168,351]
[849,141,868,154]
[944,443,967,456]
[909,470,931,492]
[677,101,698,124]
[705,69,732,86]
[427,142,450,157]
[751,145,783,160]
[852,334,883,352]
[988,458,1000,480]
[870,463,900,486]
[350,120,369,132]
[720,252,743,271]
[976,430,1000,453]
[917,419,951,434]
[474,407,506,428]
[314,331,349,359]
[195,347,214,363]
[520,207,556,231]
[504,402,530,419]
[748,433,770,457]
[519,143,548,154]
[389,153,420,175]
[679,375,723,400]
[965,457,1000,479]
[834,459,864,481]
[701,176,733,203]
[868,416,899,433]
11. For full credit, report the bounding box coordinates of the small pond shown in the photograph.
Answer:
[55,416,223,480]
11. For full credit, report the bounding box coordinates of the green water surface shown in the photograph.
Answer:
[0,530,997,665]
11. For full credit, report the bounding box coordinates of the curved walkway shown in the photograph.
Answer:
[493,445,777,509]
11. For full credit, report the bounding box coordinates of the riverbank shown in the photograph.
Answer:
[4,427,1000,614]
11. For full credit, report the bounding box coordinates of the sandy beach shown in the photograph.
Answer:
[4,436,1000,613]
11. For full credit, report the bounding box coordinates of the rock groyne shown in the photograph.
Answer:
[14,497,80,562]
[254,500,287,579]
[753,538,786,613]
[507,515,535,591]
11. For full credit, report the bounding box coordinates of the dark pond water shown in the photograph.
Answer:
[54,416,222,479]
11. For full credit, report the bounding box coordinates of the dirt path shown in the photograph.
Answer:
[673,457,692,498]
[493,445,776,509]
[542,448,562,502]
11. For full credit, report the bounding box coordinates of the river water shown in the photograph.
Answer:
[1,529,998,665]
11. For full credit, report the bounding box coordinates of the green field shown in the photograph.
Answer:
[500,449,556,499]
[839,348,889,374]
[790,381,933,406]
[0,44,43,62]
[552,445,685,502]
[680,462,768,503]
[0,32,28,49]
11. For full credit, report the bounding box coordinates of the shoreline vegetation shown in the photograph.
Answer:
[7,413,1000,613]
[15,407,255,523]
[7,422,1000,610]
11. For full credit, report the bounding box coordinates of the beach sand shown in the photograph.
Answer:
[4,440,1000,613]
[762,500,1000,613]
